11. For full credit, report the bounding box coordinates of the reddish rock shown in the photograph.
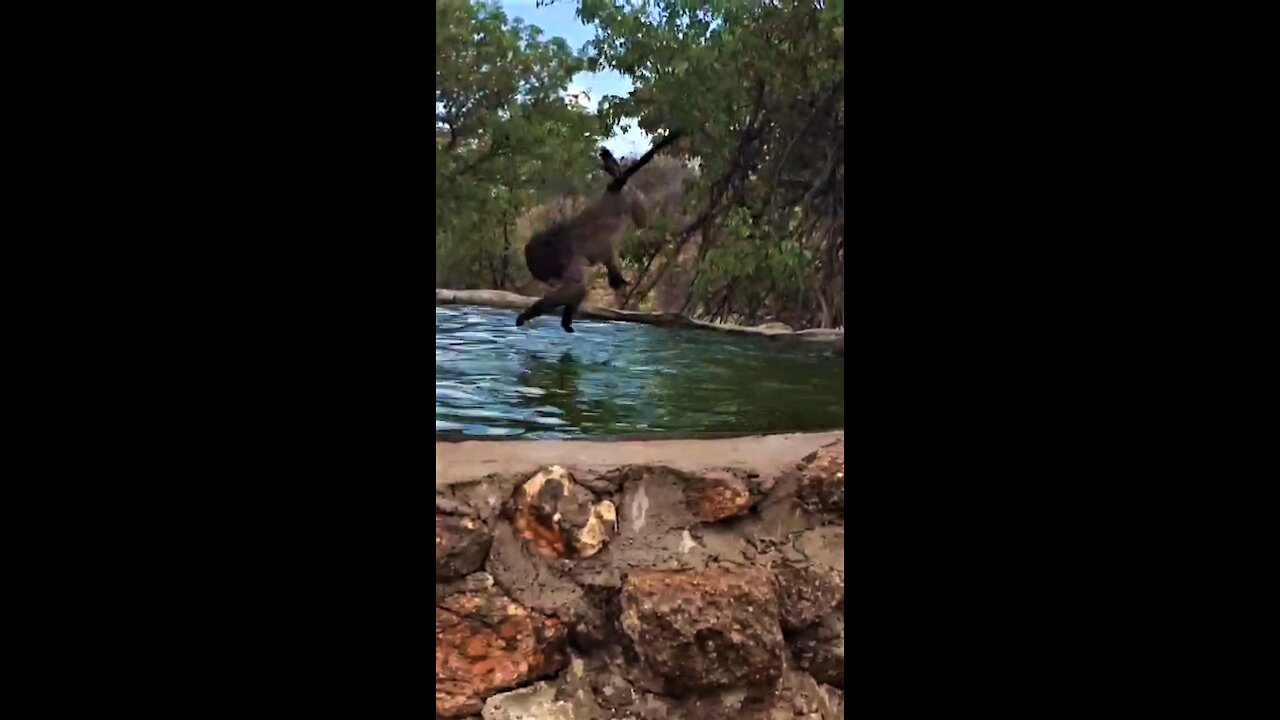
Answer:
[619,567,786,694]
[794,440,844,513]
[435,584,569,717]
[683,467,775,522]
[772,563,844,631]
[686,469,754,521]
[436,510,491,581]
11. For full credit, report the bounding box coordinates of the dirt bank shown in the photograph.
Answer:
[436,433,845,718]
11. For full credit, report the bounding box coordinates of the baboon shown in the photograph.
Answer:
[517,131,681,333]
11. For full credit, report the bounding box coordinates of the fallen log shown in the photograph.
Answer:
[435,288,844,345]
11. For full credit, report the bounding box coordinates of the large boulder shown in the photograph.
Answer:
[436,577,570,718]
[619,566,786,694]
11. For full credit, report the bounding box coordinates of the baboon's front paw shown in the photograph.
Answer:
[561,324,576,333]
[516,313,530,327]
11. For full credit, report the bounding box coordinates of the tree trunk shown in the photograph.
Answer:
[622,244,665,309]
[814,276,831,328]
[499,220,511,290]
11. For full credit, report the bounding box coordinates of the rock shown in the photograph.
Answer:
[436,584,569,718]
[772,562,844,631]
[437,493,480,518]
[437,570,496,603]
[570,662,842,720]
[576,500,618,558]
[613,467,698,535]
[568,580,623,652]
[511,466,618,559]
[566,471,729,588]
[481,681,576,719]
[685,469,753,521]
[794,440,844,514]
[737,668,842,719]
[789,613,844,688]
[573,467,629,494]
[485,522,587,616]
[794,526,845,573]
[619,566,786,694]
[433,441,845,718]
[684,468,774,522]
[759,321,793,333]
[437,509,492,581]
[445,473,528,523]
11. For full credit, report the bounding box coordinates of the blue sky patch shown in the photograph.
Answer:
[498,0,650,157]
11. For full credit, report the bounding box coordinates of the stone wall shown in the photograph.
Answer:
[436,439,845,719]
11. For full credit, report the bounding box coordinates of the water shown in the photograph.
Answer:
[436,304,844,439]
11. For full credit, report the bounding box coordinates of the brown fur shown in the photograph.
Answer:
[517,133,679,333]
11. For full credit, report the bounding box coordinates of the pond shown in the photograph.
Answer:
[436,304,844,439]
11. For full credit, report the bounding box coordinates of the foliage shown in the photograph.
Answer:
[435,0,604,289]
[436,0,844,328]
[578,0,845,327]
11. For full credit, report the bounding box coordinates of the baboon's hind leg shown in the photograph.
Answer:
[560,285,589,332]
[515,291,562,326]
[516,258,588,332]
[556,258,589,332]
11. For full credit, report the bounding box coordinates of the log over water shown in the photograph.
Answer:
[436,288,844,346]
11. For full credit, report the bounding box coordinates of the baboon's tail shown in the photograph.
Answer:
[607,130,682,193]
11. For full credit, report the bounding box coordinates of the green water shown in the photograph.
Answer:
[436,304,844,439]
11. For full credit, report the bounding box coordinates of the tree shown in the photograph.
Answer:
[435,0,846,329]
[579,0,845,327]
[435,0,605,290]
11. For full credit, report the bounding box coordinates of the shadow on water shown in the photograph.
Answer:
[436,304,842,439]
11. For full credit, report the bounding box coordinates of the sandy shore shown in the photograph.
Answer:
[436,430,844,486]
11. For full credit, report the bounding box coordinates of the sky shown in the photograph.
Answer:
[497,0,652,157]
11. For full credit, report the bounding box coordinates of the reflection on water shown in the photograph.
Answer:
[436,304,843,438]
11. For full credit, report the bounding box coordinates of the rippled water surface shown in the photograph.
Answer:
[436,305,844,439]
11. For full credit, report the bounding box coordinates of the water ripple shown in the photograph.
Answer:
[436,304,843,439]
